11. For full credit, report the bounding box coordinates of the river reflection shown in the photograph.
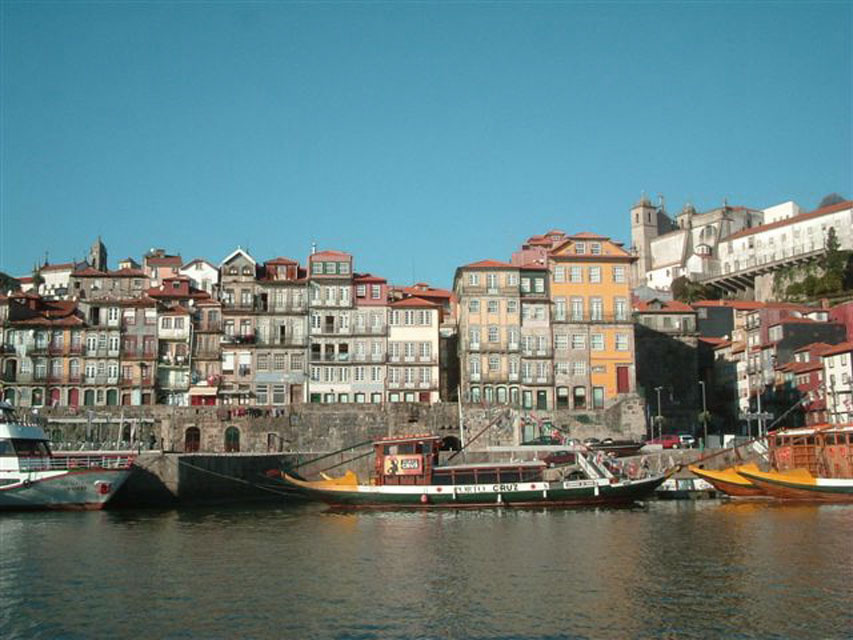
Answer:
[1,501,851,639]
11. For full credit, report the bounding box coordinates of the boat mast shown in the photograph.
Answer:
[457,387,465,451]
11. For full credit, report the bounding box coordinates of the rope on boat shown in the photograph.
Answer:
[447,408,510,462]
[288,439,374,470]
[176,459,301,498]
[312,449,374,475]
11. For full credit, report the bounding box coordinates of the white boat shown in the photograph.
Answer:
[0,402,135,510]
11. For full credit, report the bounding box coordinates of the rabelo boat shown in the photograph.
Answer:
[275,433,670,509]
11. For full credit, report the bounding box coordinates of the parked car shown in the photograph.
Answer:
[582,437,601,446]
[678,434,697,448]
[646,434,681,449]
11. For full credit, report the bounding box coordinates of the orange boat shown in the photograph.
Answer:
[688,463,764,497]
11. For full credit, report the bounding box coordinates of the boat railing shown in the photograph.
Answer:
[17,454,136,472]
[577,452,613,480]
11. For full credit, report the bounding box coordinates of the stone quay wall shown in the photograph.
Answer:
[37,394,647,455]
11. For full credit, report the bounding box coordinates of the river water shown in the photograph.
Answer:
[1,500,851,639]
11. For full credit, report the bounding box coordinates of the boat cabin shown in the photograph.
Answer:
[770,425,853,478]
[0,402,52,474]
[372,433,547,487]
[373,434,442,486]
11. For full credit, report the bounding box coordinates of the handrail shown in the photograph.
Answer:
[14,454,136,472]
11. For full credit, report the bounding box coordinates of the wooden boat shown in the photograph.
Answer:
[687,463,765,498]
[274,434,671,509]
[736,466,853,502]
[0,402,134,510]
[588,439,645,458]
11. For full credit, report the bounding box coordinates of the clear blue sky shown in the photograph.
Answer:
[1,1,850,289]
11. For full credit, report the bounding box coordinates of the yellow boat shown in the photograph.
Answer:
[688,463,765,497]
[736,466,853,502]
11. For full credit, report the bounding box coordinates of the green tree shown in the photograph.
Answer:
[0,271,20,293]
[671,276,719,304]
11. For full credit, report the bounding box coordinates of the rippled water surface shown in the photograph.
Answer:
[1,500,852,639]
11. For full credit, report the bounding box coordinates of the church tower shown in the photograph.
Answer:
[630,195,659,286]
[88,236,108,272]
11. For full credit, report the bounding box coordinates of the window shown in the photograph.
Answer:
[590,298,603,321]
[591,334,604,350]
[506,273,518,286]
[272,385,286,404]
[533,278,544,293]
[371,285,381,300]
[592,386,605,409]
[162,317,172,329]
[589,267,601,283]
[615,334,629,351]
[554,267,565,283]
[570,266,582,283]
[273,354,286,370]
[571,298,584,321]
[488,326,500,343]
[486,273,498,289]
[612,266,626,283]
[575,242,586,254]
[614,298,628,321]
[555,334,568,350]
[554,298,566,322]
[256,385,269,405]
[520,278,531,293]
[571,361,586,376]
[468,273,480,286]
[356,284,366,297]
[507,299,518,314]
[590,242,601,255]
[487,300,499,314]
[572,334,586,349]
[489,355,500,371]
[469,299,480,313]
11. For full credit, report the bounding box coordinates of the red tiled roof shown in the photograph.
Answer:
[109,268,147,277]
[634,299,694,313]
[311,250,351,259]
[569,231,609,239]
[389,297,439,309]
[821,341,853,357]
[726,200,853,242]
[354,273,387,283]
[147,256,182,266]
[770,317,818,326]
[461,259,516,269]
[17,276,33,284]
[71,266,106,277]
[793,342,833,354]
[519,262,548,271]
[400,285,452,299]
[265,257,298,265]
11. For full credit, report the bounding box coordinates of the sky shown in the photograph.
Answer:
[1,1,851,289]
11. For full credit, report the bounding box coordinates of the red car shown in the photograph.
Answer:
[646,434,681,449]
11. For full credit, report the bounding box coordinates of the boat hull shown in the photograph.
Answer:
[0,468,132,511]
[737,468,853,503]
[280,473,669,509]
[688,464,766,498]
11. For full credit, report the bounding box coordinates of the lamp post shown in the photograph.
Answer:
[699,380,708,449]
[654,386,664,441]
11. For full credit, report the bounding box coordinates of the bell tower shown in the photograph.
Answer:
[630,194,659,286]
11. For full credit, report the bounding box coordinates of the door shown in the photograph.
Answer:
[617,366,630,393]
[69,388,80,407]
[185,427,201,453]
[49,388,61,407]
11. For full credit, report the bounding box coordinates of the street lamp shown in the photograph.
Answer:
[699,380,708,449]
[654,386,664,441]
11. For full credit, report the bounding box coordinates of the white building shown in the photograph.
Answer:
[822,341,853,423]
[387,297,441,403]
[180,259,219,295]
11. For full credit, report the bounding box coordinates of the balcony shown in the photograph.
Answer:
[222,334,256,345]
[48,345,65,356]
[556,314,632,325]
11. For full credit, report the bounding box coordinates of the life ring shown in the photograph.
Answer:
[96,482,112,495]
[420,494,429,504]
[22,479,32,489]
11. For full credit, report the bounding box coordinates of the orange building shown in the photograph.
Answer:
[549,232,636,409]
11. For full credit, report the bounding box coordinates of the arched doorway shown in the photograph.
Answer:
[69,388,80,408]
[224,426,240,453]
[3,389,15,405]
[185,427,201,453]
[32,388,44,407]
[83,390,95,406]
[440,435,461,451]
[106,389,118,406]
[49,388,61,407]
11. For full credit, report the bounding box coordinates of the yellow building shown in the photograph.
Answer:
[549,232,636,409]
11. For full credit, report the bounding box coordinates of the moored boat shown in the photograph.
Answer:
[736,466,853,502]
[0,402,135,510]
[688,463,765,498]
[273,433,671,509]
